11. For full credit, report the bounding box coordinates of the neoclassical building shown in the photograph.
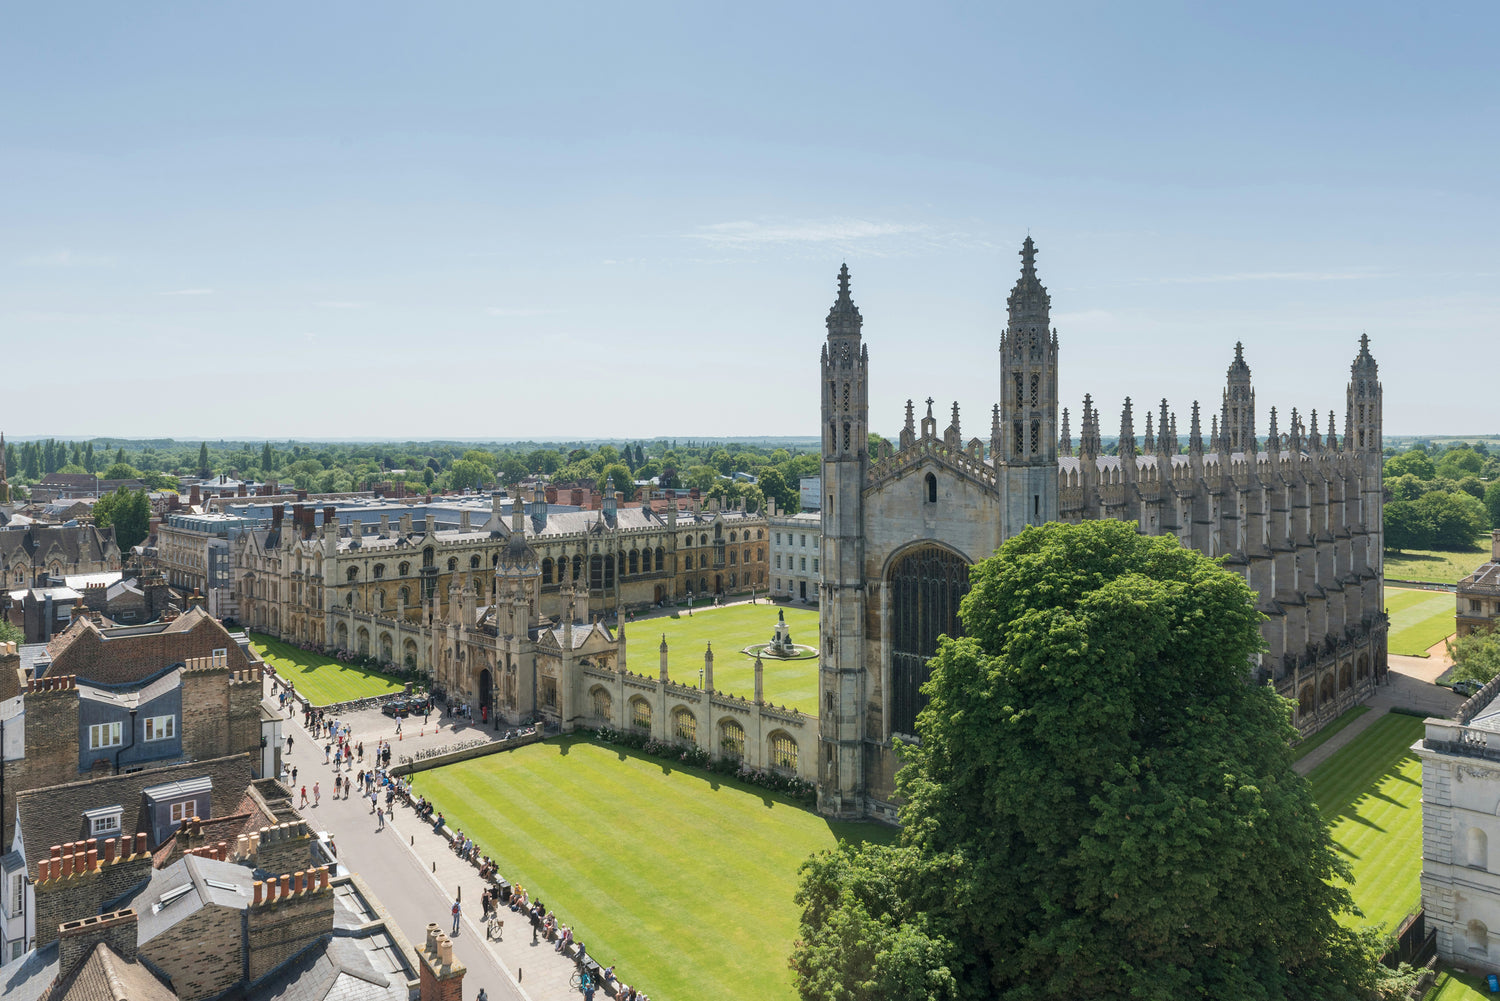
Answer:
[817,241,1388,821]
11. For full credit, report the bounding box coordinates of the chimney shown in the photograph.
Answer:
[418,924,467,1001]
[379,513,390,536]
[58,909,139,977]
[238,483,248,497]
[324,505,336,527]
[190,484,201,507]
[271,505,284,531]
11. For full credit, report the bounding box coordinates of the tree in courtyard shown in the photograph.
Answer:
[1449,627,1500,688]
[94,486,152,553]
[791,520,1382,1001]
[0,617,20,646]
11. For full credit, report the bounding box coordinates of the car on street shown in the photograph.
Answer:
[1453,679,1483,697]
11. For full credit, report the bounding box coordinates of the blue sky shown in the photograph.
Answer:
[4,2,1496,440]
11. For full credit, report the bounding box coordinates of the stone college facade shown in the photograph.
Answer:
[816,240,1388,821]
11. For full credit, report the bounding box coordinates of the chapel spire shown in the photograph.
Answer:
[1119,397,1137,457]
[825,263,863,338]
[1189,401,1203,454]
[1079,395,1101,460]
[1058,408,1073,457]
[1223,341,1256,453]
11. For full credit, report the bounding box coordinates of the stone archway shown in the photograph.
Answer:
[1320,673,1336,704]
[356,627,370,656]
[1298,683,1315,716]
[336,621,349,651]
[403,638,419,670]
[479,669,493,722]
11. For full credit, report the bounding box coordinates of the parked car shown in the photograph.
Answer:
[1454,680,1483,697]
[382,699,411,718]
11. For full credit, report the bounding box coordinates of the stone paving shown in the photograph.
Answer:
[270,675,602,1001]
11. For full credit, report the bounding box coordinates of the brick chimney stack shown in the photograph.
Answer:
[57,909,139,977]
[417,923,466,1001]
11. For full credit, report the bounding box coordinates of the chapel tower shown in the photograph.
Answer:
[818,264,870,820]
[1347,333,1385,562]
[1223,343,1256,452]
[997,237,1059,536]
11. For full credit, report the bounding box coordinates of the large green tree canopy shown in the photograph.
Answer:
[792,520,1379,1001]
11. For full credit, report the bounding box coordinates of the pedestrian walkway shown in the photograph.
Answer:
[1293,652,1463,776]
[274,679,593,1001]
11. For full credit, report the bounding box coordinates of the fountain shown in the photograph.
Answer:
[742,608,817,660]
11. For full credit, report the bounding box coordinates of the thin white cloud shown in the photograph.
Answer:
[689,219,924,247]
[1150,270,1386,285]
[486,306,560,317]
[160,288,214,296]
[317,300,369,309]
[21,249,114,267]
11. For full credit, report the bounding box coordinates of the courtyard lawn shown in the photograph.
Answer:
[415,735,894,1001]
[1385,538,1491,586]
[643,602,820,713]
[1291,705,1370,763]
[249,633,406,706]
[1308,711,1427,933]
[1386,587,1458,657]
[1428,968,1494,1000]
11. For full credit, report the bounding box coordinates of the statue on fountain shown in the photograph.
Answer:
[768,608,795,658]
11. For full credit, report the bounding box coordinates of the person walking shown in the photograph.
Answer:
[450,898,461,935]
[292,765,298,786]
[376,805,385,830]
[335,774,342,798]
[313,782,320,806]
[299,785,308,808]
[286,735,294,754]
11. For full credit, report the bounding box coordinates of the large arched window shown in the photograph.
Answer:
[770,731,798,772]
[542,558,554,584]
[673,707,697,743]
[719,718,745,758]
[630,697,652,732]
[888,545,971,737]
[629,550,639,575]
[655,546,665,571]
[925,473,937,503]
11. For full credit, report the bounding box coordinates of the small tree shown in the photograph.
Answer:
[1450,627,1500,687]
[94,487,152,552]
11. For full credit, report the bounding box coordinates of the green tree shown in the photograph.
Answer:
[1384,448,1435,480]
[447,459,491,492]
[756,466,797,513]
[793,520,1380,1001]
[198,441,210,475]
[1458,476,1487,503]
[0,617,20,645]
[1450,628,1500,687]
[101,462,141,481]
[1417,489,1487,548]
[93,486,152,552]
[262,441,275,472]
[599,463,635,500]
[83,442,96,473]
[1486,480,1500,529]
[423,467,435,488]
[1436,447,1484,480]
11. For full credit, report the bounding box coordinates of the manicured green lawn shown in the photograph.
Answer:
[1308,711,1427,932]
[1385,538,1491,586]
[1429,968,1495,1000]
[1386,586,1458,657]
[640,603,820,713]
[415,735,894,1001]
[1291,705,1370,762]
[250,633,406,706]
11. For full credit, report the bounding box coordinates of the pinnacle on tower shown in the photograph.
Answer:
[1327,410,1338,451]
[1119,397,1137,457]
[1079,394,1101,460]
[1210,413,1220,452]
[1159,398,1172,454]
[1267,406,1281,452]
[905,400,916,434]
[1309,409,1322,451]
[1059,407,1073,457]
[1143,411,1156,453]
[1189,401,1203,454]
[825,263,862,334]
[1020,235,1037,278]
[950,401,961,438]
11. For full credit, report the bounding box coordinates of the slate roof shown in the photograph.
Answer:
[0,525,118,571]
[41,607,252,685]
[0,942,59,1001]
[78,668,181,710]
[126,853,255,943]
[47,941,175,1001]
[250,935,407,1001]
[16,754,255,877]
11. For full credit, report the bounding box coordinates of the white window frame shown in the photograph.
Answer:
[89,722,122,749]
[144,715,176,742]
[169,800,196,824]
[8,870,23,919]
[89,810,123,837]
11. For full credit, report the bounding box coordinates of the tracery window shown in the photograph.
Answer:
[346,566,359,582]
[770,732,798,771]
[674,708,696,743]
[720,719,745,758]
[373,563,385,579]
[470,555,481,569]
[631,698,652,731]
[447,557,458,571]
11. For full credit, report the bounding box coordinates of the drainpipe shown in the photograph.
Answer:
[114,708,138,775]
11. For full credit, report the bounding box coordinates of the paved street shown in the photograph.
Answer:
[272,683,593,1001]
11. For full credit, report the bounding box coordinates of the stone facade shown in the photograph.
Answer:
[234,491,767,664]
[768,510,822,604]
[1417,693,1500,964]
[818,242,1388,821]
[0,523,121,591]
[1456,530,1500,637]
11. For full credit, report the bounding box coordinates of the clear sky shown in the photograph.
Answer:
[4,3,1495,440]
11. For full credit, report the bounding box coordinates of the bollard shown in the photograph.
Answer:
[411,835,414,845]
[457,886,461,902]
[432,861,436,872]
[518,968,522,982]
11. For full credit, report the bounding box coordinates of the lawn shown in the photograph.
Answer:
[1386,538,1492,586]
[1308,711,1427,933]
[1386,587,1458,657]
[642,602,820,713]
[1428,968,1495,1000]
[415,735,894,1001]
[250,633,406,706]
[1291,705,1370,762]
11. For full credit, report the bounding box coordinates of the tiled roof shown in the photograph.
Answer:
[0,943,59,1001]
[127,853,256,943]
[0,525,117,569]
[47,942,174,1001]
[42,607,251,685]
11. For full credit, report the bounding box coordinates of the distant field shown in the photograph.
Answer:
[1308,712,1427,933]
[250,633,406,705]
[1385,587,1457,657]
[1385,538,1491,586]
[645,603,820,713]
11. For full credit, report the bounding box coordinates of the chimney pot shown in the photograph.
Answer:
[51,845,62,860]
[254,881,263,905]
[280,874,291,897]
[136,832,147,854]
[87,848,98,872]
[425,924,440,952]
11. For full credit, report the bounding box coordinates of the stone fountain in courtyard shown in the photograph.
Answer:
[743,608,817,660]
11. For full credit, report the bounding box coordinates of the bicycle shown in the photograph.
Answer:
[568,969,593,993]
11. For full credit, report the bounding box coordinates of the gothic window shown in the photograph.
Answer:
[492,554,500,566]
[888,546,971,737]
[730,572,737,587]
[470,555,481,569]
[630,698,652,731]
[1030,373,1039,407]
[629,550,639,575]
[700,554,708,569]
[572,555,583,581]
[1013,421,1024,455]
[700,534,708,546]
[655,546,665,571]
[843,422,851,451]
[373,563,385,579]
[925,473,937,504]
[346,566,359,582]
[729,551,736,565]
[1013,373,1023,411]
[744,548,752,563]
[842,382,850,412]
[674,708,697,742]
[399,561,410,576]
[590,555,604,590]
[399,586,410,605]
[422,547,435,568]
[770,731,798,772]
[375,589,385,609]
[445,557,457,572]
[1031,419,1041,454]
[756,548,762,560]
[720,718,745,758]
[542,558,553,584]
[592,688,612,721]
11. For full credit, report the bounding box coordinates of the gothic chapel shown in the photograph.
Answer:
[817,239,1387,821]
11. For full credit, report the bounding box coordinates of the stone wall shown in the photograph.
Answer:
[139,903,245,1001]
[246,867,334,983]
[32,833,153,948]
